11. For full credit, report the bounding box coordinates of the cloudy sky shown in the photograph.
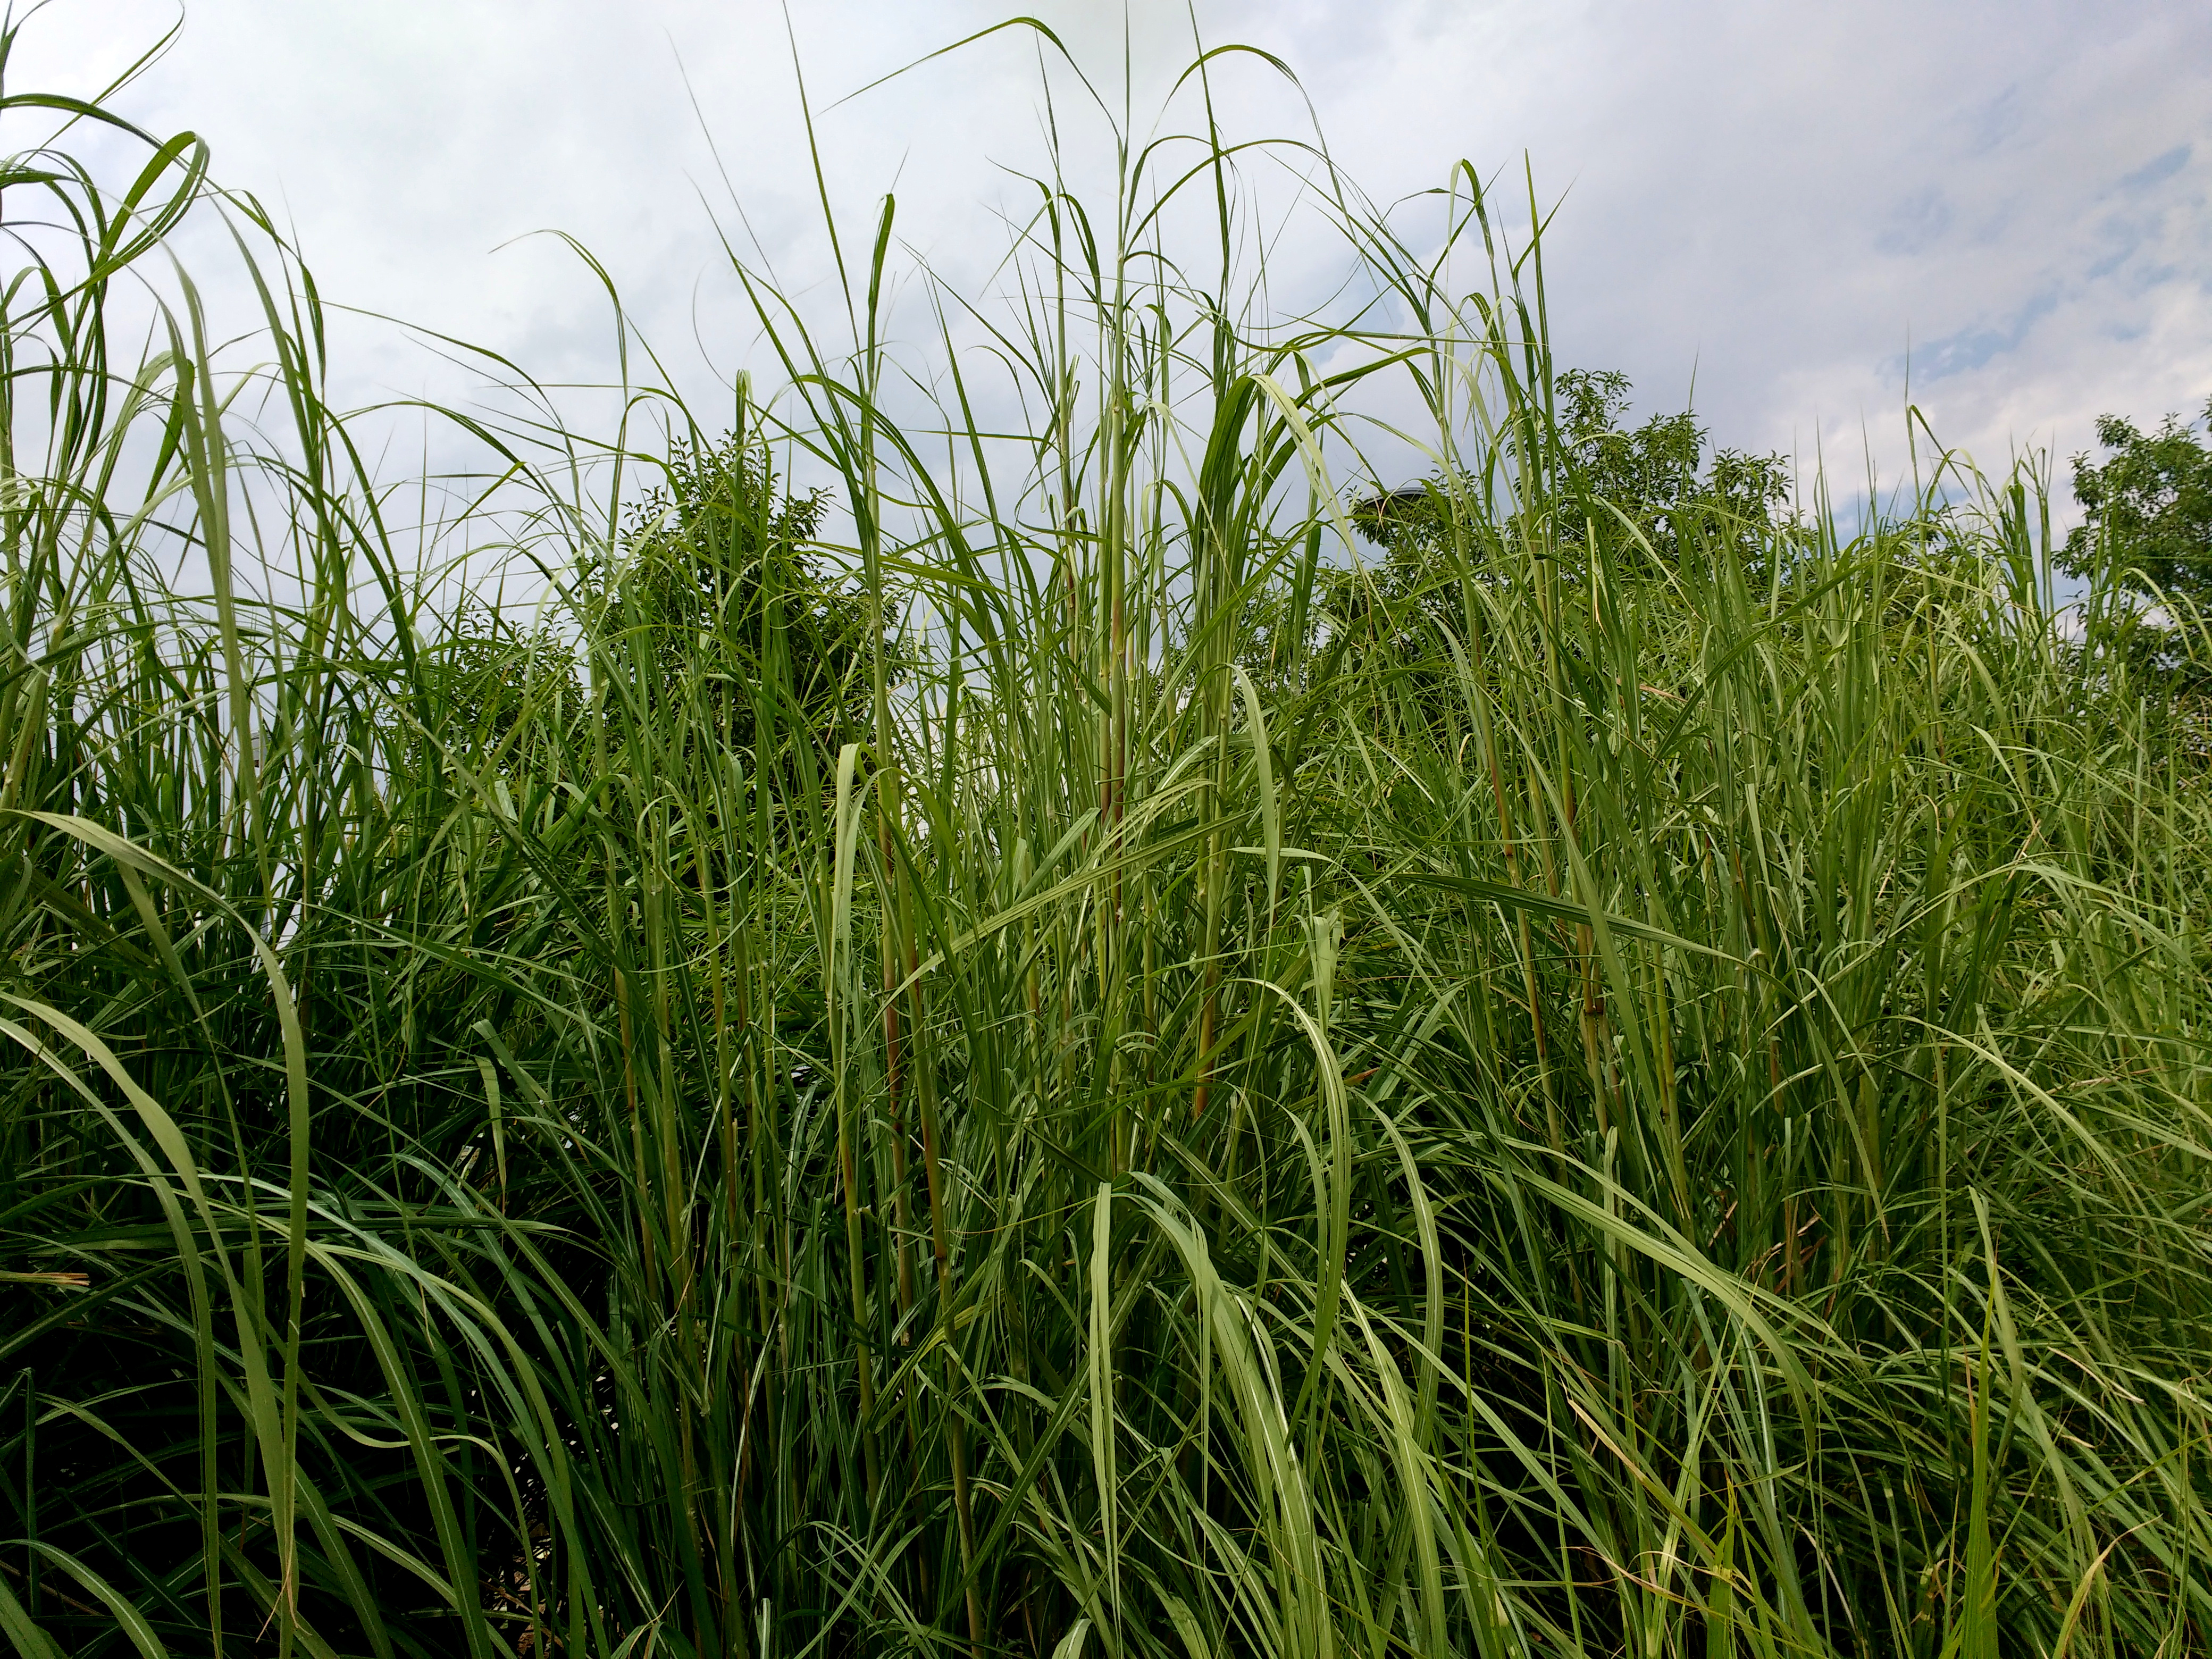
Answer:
[23,0,2212,520]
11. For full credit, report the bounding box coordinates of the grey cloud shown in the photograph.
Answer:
[1877,189,1953,258]
[2122,144,2191,190]
[7,0,2209,522]
[1900,288,2061,383]
[1959,84,2023,160]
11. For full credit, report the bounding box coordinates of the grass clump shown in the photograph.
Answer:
[4,19,2211,1659]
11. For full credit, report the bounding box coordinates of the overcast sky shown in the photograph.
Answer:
[22,0,2212,522]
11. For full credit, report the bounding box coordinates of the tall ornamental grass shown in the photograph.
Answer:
[4,23,2210,1658]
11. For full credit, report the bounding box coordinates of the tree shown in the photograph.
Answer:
[1342,370,1792,594]
[2059,397,2212,681]
[611,427,895,763]
[1551,368,1792,573]
[1290,373,1792,735]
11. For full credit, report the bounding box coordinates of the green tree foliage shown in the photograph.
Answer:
[606,426,885,760]
[431,429,884,790]
[2059,397,2212,679]
[1553,367,1793,567]
[1346,368,1790,574]
[438,602,586,772]
[1312,368,1792,709]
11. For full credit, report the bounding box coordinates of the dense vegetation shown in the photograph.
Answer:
[5,25,2211,1659]
[2061,396,2212,686]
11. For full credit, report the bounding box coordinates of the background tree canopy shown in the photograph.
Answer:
[608,425,889,761]
[2060,396,2212,682]
[1307,368,1794,690]
[1347,367,1792,576]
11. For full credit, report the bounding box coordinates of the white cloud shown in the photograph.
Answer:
[12,0,2210,520]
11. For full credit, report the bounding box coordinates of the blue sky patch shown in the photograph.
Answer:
[2121,144,2191,191]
